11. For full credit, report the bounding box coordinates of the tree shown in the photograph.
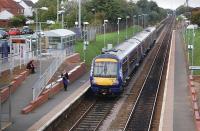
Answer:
[34,0,167,28]
[191,9,200,26]
[176,5,187,16]
[10,15,26,27]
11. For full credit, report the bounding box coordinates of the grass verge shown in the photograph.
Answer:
[185,29,200,75]
[74,26,142,69]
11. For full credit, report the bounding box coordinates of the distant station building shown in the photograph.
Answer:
[43,29,76,55]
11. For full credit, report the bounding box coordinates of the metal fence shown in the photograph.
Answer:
[71,21,131,41]
[32,49,67,100]
[0,51,36,76]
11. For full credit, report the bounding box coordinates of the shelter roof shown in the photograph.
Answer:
[44,29,75,37]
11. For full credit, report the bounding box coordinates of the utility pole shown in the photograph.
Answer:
[78,0,81,29]
[57,0,59,22]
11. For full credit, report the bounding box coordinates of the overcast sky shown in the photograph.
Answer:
[29,0,200,10]
[149,0,200,9]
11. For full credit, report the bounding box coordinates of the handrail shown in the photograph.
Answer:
[32,49,66,100]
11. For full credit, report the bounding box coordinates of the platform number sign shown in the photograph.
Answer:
[188,45,193,50]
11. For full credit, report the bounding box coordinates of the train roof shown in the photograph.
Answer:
[96,26,156,61]
[145,26,156,32]
[107,39,140,60]
[133,26,156,42]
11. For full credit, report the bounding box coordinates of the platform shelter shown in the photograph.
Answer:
[43,29,76,54]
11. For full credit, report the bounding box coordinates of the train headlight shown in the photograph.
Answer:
[113,80,119,85]
[91,79,96,84]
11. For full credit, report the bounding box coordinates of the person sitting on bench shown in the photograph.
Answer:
[26,60,35,73]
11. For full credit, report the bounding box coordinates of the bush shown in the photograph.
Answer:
[10,15,26,27]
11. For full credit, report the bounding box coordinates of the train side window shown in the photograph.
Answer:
[122,58,128,74]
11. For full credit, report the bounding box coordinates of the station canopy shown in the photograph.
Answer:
[44,29,75,37]
[43,29,76,50]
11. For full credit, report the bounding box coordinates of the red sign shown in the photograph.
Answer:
[11,39,26,44]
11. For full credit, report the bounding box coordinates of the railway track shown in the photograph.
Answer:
[123,17,175,131]
[107,17,172,131]
[53,17,172,131]
[69,98,117,131]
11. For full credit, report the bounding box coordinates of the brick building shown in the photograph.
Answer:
[0,0,24,27]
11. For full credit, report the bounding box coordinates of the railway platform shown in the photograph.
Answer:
[1,53,89,131]
[6,73,89,131]
[159,29,196,131]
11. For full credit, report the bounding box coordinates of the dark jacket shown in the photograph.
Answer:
[61,72,69,85]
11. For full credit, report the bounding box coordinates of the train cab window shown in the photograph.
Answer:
[93,62,117,78]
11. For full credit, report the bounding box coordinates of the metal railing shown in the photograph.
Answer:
[0,51,36,76]
[32,49,67,100]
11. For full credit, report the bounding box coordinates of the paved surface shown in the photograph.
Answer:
[173,30,195,131]
[2,56,89,131]
[159,30,175,131]
[159,29,195,131]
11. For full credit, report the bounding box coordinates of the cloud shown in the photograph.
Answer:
[130,0,200,9]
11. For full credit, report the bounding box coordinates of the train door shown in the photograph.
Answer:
[140,41,145,57]
[137,45,142,63]
[122,57,128,81]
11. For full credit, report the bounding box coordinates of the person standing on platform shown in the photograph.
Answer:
[61,71,69,91]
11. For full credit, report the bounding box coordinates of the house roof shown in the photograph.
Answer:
[0,10,14,20]
[0,0,24,15]
[0,0,24,9]
[44,29,75,37]
[23,0,34,7]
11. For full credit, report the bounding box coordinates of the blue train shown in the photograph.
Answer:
[90,27,157,95]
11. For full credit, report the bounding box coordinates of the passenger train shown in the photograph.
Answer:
[90,26,157,95]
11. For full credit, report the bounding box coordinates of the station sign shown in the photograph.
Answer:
[188,45,193,50]
[189,66,200,70]
[11,38,26,44]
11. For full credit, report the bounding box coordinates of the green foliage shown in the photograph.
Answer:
[191,12,200,26]
[74,26,142,68]
[186,29,200,75]
[49,22,62,30]
[175,5,193,19]
[176,5,187,15]
[34,0,167,27]
[177,15,184,22]
[10,15,26,27]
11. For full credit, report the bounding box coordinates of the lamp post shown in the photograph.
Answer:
[61,0,65,28]
[142,14,147,28]
[103,19,108,49]
[78,0,81,29]
[58,10,65,28]
[126,16,130,40]
[142,14,144,28]
[117,17,121,44]
[187,24,195,75]
[83,22,89,62]
[137,15,141,32]
[57,0,59,22]
[133,15,136,35]
[35,7,48,78]
[35,7,48,56]
[192,26,195,75]
[92,8,96,25]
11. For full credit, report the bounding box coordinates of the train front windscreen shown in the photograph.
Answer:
[93,59,118,78]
